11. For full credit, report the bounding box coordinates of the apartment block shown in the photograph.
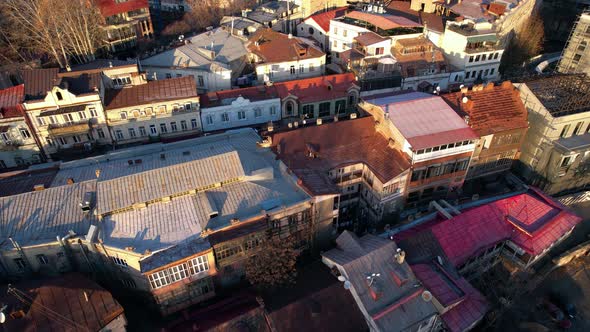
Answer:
[516,74,590,195]
[558,11,590,75]
[103,76,201,145]
[296,7,348,53]
[96,0,154,52]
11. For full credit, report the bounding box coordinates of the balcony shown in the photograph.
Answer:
[0,140,23,151]
[48,120,91,136]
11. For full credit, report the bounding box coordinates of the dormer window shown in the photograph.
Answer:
[56,91,63,101]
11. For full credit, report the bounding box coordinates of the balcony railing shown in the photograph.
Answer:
[48,120,90,135]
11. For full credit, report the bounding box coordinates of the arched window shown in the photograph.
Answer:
[286,102,294,116]
[55,91,63,101]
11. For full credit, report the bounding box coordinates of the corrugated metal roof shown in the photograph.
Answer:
[0,181,97,248]
[96,150,245,215]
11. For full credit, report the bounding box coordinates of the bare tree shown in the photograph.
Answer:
[245,237,298,287]
[500,14,545,75]
[1,0,104,68]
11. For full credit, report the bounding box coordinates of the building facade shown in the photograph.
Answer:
[199,85,281,133]
[103,76,201,145]
[95,0,154,52]
[0,85,43,169]
[558,11,590,75]
[516,75,590,195]
[296,7,347,53]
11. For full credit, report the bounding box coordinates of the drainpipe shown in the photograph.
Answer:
[57,230,77,271]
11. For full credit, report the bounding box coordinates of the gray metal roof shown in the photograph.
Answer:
[0,181,97,249]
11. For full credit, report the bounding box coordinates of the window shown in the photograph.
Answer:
[160,123,167,133]
[55,91,63,101]
[166,73,172,79]
[139,126,147,136]
[308,27,314,34]
[560,124,571,138]
[181,120,188,130]
[238,110,246,120]
[484,69,489,76]
[299,64,304,73]
[573,54,582,62]
[469,56,474,63]
[197,75,204,86]
[120,112,128,120]
[481,54,487,61]
[475,55,481,62]
[14,258,26,270]
[58,137,67,145]
[221,113,230,122]
[319,102,331,117]
[37,117,46,126]
[149,270,170,289]
[333,40,338,48]
[169,122,177,132]
[128,128,136,137]
[561,156,573,167]
[63,113,74,123]
[150,124,157,135]
[578,41,587,52]
[185,103,192,111]
[490,68,495,75]
[375,47,384,55]
[254,108,262,117]
[189,255,209,275]
[343,29,347,37]
[333,27,338,35]
[46,137,54,146]
[169,263,188,283]
[115,130,124,140]
[111,256,128,267]
[89,108,98,117]
[97,128,105,138]
[466,71,471,79]
[121,279,136,288]
[494,53,499,60]
[309,64,315,72]
[573,121,584,135]
[191,118,198,129]
[36,254,49,265]
[270,105,277,115]
[290,65,296,75]
[335,100,346,114]
[78,111,87,119]
[348,94,356,107]
[73,135,82,143]
[19,128,31,139]
[176,73,182,78]
[286,102,294,116]
[302,104,314,118]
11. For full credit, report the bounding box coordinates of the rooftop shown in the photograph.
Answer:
[269,117,411,194]
[65,59,138,74]
[395,188,582,267]
[442,0,519,22]
[386,1,446,32]
[322,232,438,332]
[391,36,447,77]
[363,92,478,150]
[306,6,348,32]
[441,81,528,136]
[141,28,248,71]
[95,0,149,18]
[246,1,299,24]
[0,273,124,331]
[20,68,102,101]
[247,29,325,64]
[103,76,198,110]
[342,11,422,31]
[273,73,357,104]
[0,84,24,118]
[354,31,390,46]
[200,85,279,108]
[0,167,59,197]
[523,74,590,118]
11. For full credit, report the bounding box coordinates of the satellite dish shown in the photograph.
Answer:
[337,275,346,282]
[422,291,433,302]
[343,281,351,290]
[0,312,6,324]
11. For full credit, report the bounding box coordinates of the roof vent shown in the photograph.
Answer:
[127,160,134,166]
[394,248,405,264]
[462,96,469,103]
[160,153,166,160]
[350,113,357,119]
[66,178,75,185]
[316,118,322,126]
[421,291,433,302]
[33,184,45,191]
[80,192,92,213]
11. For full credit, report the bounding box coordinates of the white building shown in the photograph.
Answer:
[296,6,347,53]
[440,21,503,84]
[141,28,249,93]
[199,85,281,133]
[20,69,112,158]
[0,85,42,168]
[102,76,201,145]
[247,29,326,83]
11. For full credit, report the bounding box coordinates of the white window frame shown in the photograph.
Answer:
[189,255,210,275]
[237,111,246,120]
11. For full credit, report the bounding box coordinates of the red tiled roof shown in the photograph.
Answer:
[487,3,506,16]
[0,84,24,118]
[95,0,149,18]
[387,1,445,32]
[269,117,411,195]
[307,6,348,32]
[441,82,528,136]
[354,31,389,46]
[248,29,325,64]
[274,73,357,104]
[345,11,421,30]
[104,76,198,110]
[200,85,279,108]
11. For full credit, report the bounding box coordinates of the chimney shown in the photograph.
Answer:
[395,248,405,264]
[460,86,469,94]
[316,118,322,126]
[66,178,75,185]
[288,33,293,39]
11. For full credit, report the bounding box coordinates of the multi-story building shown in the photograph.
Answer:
[141,28,249,93]
[103,76,201,145]
[20,69,112,159]
[244,1,302,34]
[360,92,479,208]
[199,85,281,133]
[293,0,347,18]
[558,11,590,75]
[442,82,529,180]
[516,74,590,195]
[66,59,145,90]
[274,73,360,123]
[220,16,263,38]
[440,21,503,84]
[95,0,154,52]
[247,29,326,83]
[296,6,348,53]
[322,231,440,332]
[0,84,43,169]
[267,116,411,229]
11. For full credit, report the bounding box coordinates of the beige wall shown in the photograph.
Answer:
[0,117,42,168]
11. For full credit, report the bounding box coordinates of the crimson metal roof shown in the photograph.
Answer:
[307,6,348,32]
[0,84,24,118]
[95,0,149,18]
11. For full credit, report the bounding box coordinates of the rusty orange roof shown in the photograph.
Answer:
[274,73,357,104]
[104,76,198,110]
[0,84,24,118]
[269,117,411,195]
[248,29,325,64]
[441,81,528,136]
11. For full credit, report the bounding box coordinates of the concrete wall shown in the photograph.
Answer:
[0,118,42,168]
